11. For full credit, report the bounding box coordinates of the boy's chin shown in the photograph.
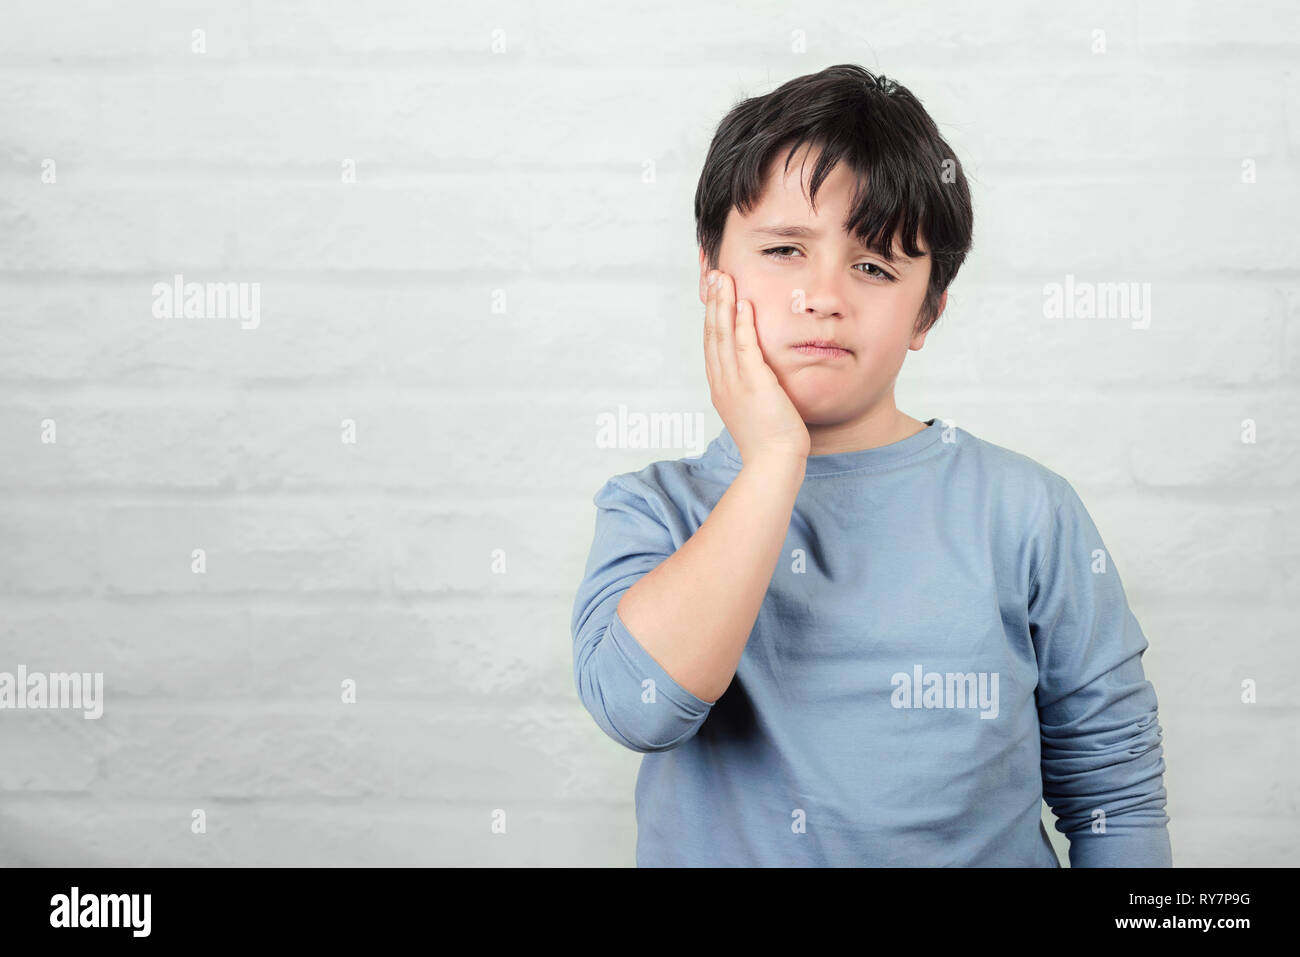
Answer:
[787,393,867,428]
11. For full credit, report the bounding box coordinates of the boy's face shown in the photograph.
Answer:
[698,144,944,428]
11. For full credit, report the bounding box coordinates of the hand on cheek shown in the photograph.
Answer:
[702,270,810,463]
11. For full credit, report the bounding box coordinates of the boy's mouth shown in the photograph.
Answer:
[791,339,852,358]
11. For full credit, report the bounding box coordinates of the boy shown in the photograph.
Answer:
[570,64,1171,867]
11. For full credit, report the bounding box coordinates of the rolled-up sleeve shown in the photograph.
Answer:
[1029,478,1173,867]
[571,476,715,753]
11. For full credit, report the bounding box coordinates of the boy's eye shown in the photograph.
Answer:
[762,245,802,260]
[760,246,896,282]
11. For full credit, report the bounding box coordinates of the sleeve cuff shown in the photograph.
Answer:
[610,607,716,714]
[1067,825,1173,867]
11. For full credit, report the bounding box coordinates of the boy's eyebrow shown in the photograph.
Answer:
[748,223,920,264]
[749,224,822,240]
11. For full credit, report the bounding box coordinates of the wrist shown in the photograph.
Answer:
[742,448,808,475]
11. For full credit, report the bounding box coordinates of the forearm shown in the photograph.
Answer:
[616,452,806,704]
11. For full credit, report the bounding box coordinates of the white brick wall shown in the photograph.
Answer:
[1,0,1297,866]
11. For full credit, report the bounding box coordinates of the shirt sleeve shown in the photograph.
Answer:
[570,476,715,753]
[1029,477,1173,867]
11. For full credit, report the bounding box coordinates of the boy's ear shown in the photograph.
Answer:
[909,289,947,351]
[698,248,710,305]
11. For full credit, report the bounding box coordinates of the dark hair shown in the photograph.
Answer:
[693,64,973,335]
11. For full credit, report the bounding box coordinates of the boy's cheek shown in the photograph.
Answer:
[751,309,788,362]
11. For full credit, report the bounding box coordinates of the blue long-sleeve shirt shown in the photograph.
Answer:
[570,416,1172,867]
